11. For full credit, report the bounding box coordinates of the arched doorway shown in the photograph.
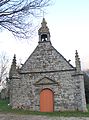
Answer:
[40,88,54,112]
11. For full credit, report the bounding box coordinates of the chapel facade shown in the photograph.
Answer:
[9,18,87,112]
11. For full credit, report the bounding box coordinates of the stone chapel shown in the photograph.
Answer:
[9,18,87,112]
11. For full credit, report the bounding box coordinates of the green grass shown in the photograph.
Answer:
[0,99,89,117]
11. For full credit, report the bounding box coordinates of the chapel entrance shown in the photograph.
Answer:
[40,88,54,112]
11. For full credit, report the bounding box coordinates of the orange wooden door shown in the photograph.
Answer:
[40,89,54,112]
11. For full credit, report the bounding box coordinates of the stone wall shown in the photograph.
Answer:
[21,42,74,73]
[10,69,86,111]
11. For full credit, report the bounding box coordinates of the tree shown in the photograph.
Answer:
[0,53,9,82]
[0,0,51,39]
[84,70,89,104]
[0,52,9,99]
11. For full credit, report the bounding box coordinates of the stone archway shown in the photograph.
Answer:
[40,88,54,112]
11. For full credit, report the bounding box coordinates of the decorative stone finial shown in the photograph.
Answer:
[41,18,47,28]
[12,54,16,67]
[9,54,17,78]
[75,50,81,72]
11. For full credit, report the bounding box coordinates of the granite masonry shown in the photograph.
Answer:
[9,18,87,112]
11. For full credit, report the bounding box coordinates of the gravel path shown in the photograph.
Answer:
[0,114,89,120]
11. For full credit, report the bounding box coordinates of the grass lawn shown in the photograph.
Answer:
[0,99,89,117]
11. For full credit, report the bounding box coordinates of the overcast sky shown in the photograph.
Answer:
[0,0,89,70]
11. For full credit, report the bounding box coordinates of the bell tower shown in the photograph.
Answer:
[38,18,51,43]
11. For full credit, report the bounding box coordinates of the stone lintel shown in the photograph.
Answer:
[72,72,84,77]
[19,69,75,74]
[38,41,51,44]
[9,76,20,79]
[34,83,58,86]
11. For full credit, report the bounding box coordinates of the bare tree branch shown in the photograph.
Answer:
[0,0,51,39]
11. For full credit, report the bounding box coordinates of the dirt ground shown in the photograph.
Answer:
[0,113,89,120]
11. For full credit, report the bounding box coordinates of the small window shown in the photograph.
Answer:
[41,34,48,41]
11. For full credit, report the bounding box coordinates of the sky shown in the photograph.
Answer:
[0,0,89,70]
